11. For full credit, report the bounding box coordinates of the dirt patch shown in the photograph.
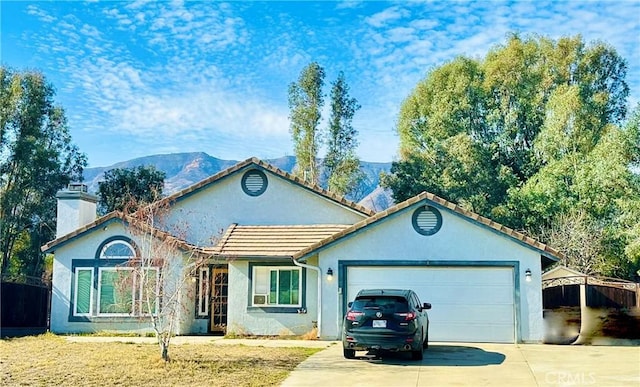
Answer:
[576,307,640,345]
[0,333,321,386]
[543,307,581,344]
[544,307,640,345]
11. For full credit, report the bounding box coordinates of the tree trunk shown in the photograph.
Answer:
[161,343,169,362]
[157,333,170,362]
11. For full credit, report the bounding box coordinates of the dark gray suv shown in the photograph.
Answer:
[342,289,431,360]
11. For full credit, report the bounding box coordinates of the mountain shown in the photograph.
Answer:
[82,152,394,210]
[358,186,395,212]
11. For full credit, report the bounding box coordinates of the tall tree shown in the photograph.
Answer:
[97,165,166,214]
[509,104,640,278]
[0,67,87,277]
[324,72,363,197]
[383,34,637,278]
[384,56,514,215]
[288,62,325,185]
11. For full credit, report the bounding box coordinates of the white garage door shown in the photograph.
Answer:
[346,266,515,343]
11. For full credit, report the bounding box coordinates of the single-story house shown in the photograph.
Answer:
[43,157,560,343]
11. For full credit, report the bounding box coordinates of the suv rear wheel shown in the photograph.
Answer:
[343,348,355,359]
[411,349,424,360]
[411,346,424,361]
[412,329,424,360]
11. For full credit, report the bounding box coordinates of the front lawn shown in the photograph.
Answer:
[0,334,320,386]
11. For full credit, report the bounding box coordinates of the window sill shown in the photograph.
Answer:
[68,315,148,323]
[247,306,304,314]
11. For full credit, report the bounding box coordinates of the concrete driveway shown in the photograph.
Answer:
[281,342,640,386]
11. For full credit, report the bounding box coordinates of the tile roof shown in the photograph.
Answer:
[292,191,564,261]
[158,157,376,216]
[205,224,351,258]
[42,212,122,252]
[42,157,374,252]
[41,211,204,255]
[44,190,563,263]
[43,156,561,266]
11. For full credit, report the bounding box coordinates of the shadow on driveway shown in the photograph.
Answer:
[352,344,506,367]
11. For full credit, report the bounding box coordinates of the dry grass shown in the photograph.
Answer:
[0,333,320,386]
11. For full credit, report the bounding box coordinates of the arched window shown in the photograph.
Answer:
[99,239,136,259]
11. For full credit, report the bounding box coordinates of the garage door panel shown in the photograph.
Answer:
[346,266,515,343]
[416,285,513,305]
[429,305,514,324]
[430,323,514,343]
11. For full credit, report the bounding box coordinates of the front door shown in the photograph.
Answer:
[210,267,228,333]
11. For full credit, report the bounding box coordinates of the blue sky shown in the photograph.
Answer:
[2,1,639,167]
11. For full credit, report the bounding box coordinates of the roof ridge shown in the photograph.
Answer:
[41,211,122,252]
[251,158,376,216]
[155,157,375,216]
[293,191,564,261]
[212,223,237,254]
[41,211,202,255]
[233,224,351,228]
[157,157,256,206]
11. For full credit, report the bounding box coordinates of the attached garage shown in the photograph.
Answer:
[345,264,516,343]
[296,192,561,343]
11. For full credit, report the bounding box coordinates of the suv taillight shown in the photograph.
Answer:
[346,311,364,321]
[394,311,417,321]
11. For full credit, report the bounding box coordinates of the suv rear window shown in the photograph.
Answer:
[351,296,409,313]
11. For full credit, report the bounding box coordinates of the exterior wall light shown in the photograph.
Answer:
[326,268,334,281]
[525,269,532,282]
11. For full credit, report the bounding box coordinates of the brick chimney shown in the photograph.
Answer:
[55,183,98,238]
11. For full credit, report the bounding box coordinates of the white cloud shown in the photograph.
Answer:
[386,27,416,43]
[79,24,101,38]
[364,6,409,28]
[335,1,364,10]
[16,0,640,166]
[26,5,55,23]
[114,87,289,139]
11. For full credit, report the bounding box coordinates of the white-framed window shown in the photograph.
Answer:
[73,268,94,316]
[138,268,159,316]
[70,237,160,320]
[197,267,210,317]
[72,266,160,317]
[100,240,136,259]
[252,266,301,307]
[97,267,135,316]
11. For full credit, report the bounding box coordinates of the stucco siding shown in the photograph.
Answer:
[50,222,151,333]
[56,196,97,238]
[50,222,197,335]
[226,260,318,336]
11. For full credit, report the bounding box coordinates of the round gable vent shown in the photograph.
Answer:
[412,205,442,235]
[241,169,268,196]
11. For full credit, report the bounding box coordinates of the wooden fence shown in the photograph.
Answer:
[587,285,637,308]
[543,284,581,308]
[543,273,639,309]
[1,280,50,337]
